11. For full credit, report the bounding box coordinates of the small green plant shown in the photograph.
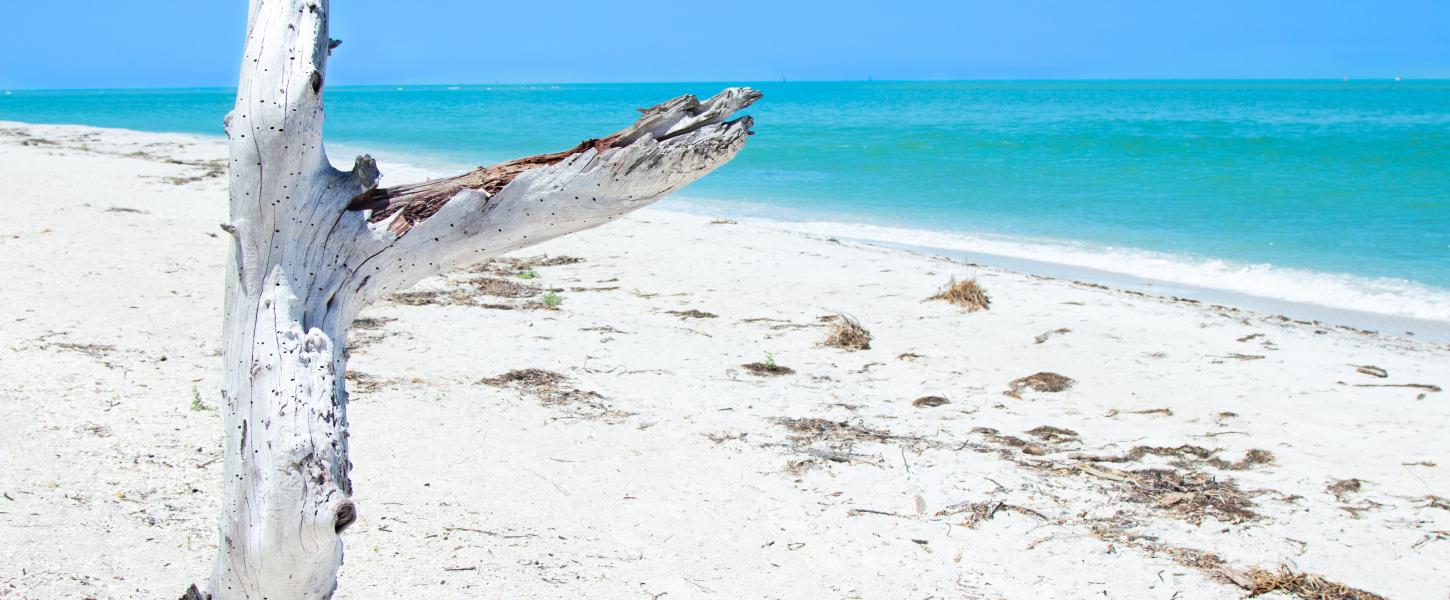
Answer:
[541,291,563,308]
[189,386,214,412]
[515,265,538,279]
[764,351,778,369]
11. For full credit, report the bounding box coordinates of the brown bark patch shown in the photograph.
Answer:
[353,135,620,233]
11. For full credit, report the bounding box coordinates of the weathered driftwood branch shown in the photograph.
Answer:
[189,1,755,598]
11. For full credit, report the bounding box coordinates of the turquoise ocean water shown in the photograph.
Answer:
[4,81,1448,328]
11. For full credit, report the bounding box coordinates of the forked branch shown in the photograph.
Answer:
[336,87,759,306]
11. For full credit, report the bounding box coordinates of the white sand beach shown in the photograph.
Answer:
[1,121,1447,599]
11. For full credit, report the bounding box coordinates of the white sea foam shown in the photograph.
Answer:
[741,218,1450,325]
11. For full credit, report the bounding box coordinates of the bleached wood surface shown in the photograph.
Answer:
[203,1,754,597]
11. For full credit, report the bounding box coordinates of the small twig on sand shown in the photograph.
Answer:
[1351,382,1440,392]
[848,508,911,518]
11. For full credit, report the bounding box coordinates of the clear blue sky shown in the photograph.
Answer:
[1,0,1446,88]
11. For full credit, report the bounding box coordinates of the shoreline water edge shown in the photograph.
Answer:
[344,140,1450,342]
[6,118,1449,341]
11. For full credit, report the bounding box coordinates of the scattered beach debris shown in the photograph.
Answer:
[1351,364,1388,378]
[708,219,737,225]
[774,416,919,473]
[1349,382,1440,392]
[935,500,1047,528]
[912,396,949,408]
[387,275,562,309]
[482,368,566,389]
[1079,464,1258,524]
[580,325,629,334]
[346,319,393,348]
[742,362,795,376]
[929,277,990,311]
[1232,565,1387,600]
[480,368,620,419]
[1004,372,1074,398]
[1413,531,1450,549]
[1419,495,1450,512]
[1236,333,1264,343]
[896,352,923,360]
[352,316,395,330]
[1105,407,1173,417]
[1074,445,1273,471]
[778,417,893,445]
[1025,426,1078,444]
[1326,478,1362,502]
[49,341,116,358]
[106,206,149,214]
[158,158,227,185]
[1216,353,1266,361]
[666,309,718,319]
[471,277,542,298]
[743,352,794,376]
[973,428,1052,456]
[345,370,389,394]
[470,255,584,277]
[389,288,468,306]
[822,314,871,351]
[1033,327,1070,344]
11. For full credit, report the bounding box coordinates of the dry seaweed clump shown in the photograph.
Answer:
[912,396,949,408]
[481,368,566,389]
[742,362,795,376]
[1327,478,1362,502]
[471,277,542,298]
[935,500,1047,528]
[777,417,893,445]
[743,352,794,376]
[822,314,872,351]
[1074,445,1274,471]
[1025,425,1079,444]
[1005,372,1074,398]
[1080,464,1258,525]
[929,277,990,311]
[666,309,718,319]
[1239,566,1387,600]
[480,368,621,419]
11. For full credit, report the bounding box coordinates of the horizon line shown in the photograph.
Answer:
[4,76,1447,93]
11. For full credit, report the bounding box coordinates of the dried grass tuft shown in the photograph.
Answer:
[1241,565,1387,600]
[929,277,991,311]
[823,314,872,351]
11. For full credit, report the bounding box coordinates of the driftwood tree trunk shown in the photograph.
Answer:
[186,2,756,598]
